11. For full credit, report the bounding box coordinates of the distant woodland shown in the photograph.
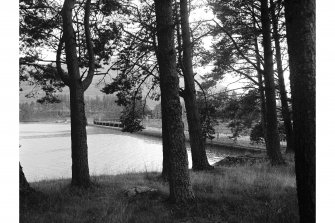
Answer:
[19,94,123,121]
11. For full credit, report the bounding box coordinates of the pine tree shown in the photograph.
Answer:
[179,0,212,171]
[154,0,194,203]
[260,0,285,165]
[285,0,315,221]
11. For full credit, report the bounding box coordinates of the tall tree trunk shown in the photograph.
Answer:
[252,14,268,149]
[179,0,212,171]
[284,0,315,221]
[62,0,93,188]
[257,64,268,148]
[154,0,194,203]
[270,0,294,153]
[150,19,169,180]
[69,86,90,187]
[260,0,285,165]
[161,116,169,180]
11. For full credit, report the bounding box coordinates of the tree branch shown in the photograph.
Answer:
[56,35,70,86]
[142,83,155,117]
[191,30,213,45]
[82,0,95,91]
[228,65,260,87]
[121,26,154,45]
[213,19,264,73]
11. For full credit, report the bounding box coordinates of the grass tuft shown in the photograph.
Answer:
[20,161,298,223]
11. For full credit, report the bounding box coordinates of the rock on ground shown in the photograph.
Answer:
[124,186,158,197]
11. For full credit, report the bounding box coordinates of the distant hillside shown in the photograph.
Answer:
[20,75,159,109]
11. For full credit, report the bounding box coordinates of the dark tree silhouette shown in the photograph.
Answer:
[285,0,315,221]
[101,0,212,173]
[260,0,285,165]
[20,0,123,188]
[208,0,284,161]
[154,0,194,203]
[19,163,34,197]
[57,0,95,188]
[179,0,212,171]
[269,0,294,153]
[253,29,268,149]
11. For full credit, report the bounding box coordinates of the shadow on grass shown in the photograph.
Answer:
[20,163,298,223]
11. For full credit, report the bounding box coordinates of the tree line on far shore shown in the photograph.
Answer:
[19,94,124,121]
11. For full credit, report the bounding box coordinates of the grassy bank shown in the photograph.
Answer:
[20,160,298,223]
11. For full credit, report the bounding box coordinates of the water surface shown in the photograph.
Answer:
[20,123,229,182]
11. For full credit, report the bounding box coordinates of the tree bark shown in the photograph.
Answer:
[61,0,93,188]
[284,0,315,221]
[252,14,268,149]
[270,0,294,153]
[257,64,268,148]
[161,115,169,181]
[154,0,194,203]
[260,0,285,165]
[69,86,90,187]
[179,0,212,171]
[20,163,33,194]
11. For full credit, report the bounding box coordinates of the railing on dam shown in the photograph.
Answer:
[93,119,124,128]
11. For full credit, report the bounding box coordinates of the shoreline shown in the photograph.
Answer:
[88,123,267,154]
[20,121,277,153]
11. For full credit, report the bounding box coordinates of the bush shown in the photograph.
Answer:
[120,105,144,133]
[250,122,265,144]
[250,121,287,144]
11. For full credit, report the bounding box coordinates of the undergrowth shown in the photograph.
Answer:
[20,160,298,223]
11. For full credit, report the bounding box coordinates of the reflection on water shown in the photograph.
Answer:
[20,123,230,182]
